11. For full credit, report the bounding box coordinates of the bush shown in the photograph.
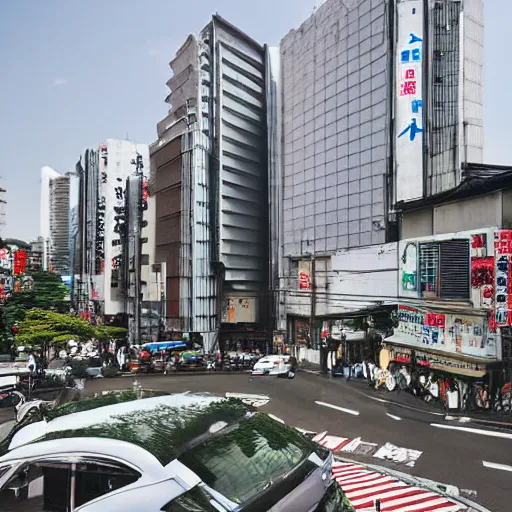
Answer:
[69,360,88,379]
[88,356,102,368]
[102,367,119,378]
[96,326,128,341]
[40,374,65,388]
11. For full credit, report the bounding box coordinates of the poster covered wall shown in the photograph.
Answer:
[395,304,496,359]
[471,233,494,309]
[395,0,424,202]
[494,230,512,326]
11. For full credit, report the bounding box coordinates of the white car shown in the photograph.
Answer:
[252,355,296,378]
[0,391,343,511]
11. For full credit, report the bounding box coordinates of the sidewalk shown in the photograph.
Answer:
[300,366,512,428]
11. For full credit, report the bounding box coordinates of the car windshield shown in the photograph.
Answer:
[19,397,248,466]
[178,413,322,507]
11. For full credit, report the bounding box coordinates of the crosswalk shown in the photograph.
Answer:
[332,462,466,512]
[312,431,422,468]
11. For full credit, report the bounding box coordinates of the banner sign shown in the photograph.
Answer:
[494,230,512,326]
[395,0,424,202]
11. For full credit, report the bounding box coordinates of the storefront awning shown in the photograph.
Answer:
[383,334,498,378]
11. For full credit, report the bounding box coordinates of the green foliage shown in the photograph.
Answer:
[95,326,128,340]
[45,390,158,420]
[39,374,66,389]
[101,366,119,378]
[51,334,80,345]
[14,310,96,347]
[37,398,248,465]
[31,271,68,311]
[2,271,69,334]
[68,359,89,379]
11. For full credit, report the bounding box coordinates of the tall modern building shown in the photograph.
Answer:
[39,166,70,275]
[151,16,269,350]
[269,0,484,342]
[74,139,151,320]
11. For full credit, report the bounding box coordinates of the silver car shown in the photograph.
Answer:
[0,391,347,511]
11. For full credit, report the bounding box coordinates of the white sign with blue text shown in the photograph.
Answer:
[395,0,424,202]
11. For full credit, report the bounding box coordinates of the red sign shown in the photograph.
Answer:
[400,81,417,96]
[142,180,149,202]
[424,313,445,328]
[13,250,27,275]
[299,272,310,289]
[471,257,494,287]
[404,69,415,79]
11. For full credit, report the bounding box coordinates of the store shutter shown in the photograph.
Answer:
[439,240,470,299]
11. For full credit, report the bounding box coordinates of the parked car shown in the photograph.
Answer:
[252,354,297,378]
[0,391,345,511]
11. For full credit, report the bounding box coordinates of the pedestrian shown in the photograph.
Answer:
[174,352,181,372]
[27,351,37,373]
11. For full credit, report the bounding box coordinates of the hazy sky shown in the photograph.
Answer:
[0,0,509,242]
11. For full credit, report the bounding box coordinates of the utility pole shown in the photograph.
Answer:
[132,154,144,346]
[310,254,316,349]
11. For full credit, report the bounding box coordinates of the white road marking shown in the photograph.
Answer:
[368,395,390,403]
[386,413,402,420]
[315,401,360,416]
[295,427,317,435]
[482,460,512,472]
[268,414,285,424]
[373,442,422,467]
[431,423,512,440]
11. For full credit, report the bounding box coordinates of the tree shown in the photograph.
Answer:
[95,326,128,341]
[2,271,68,334]
[14,309,96,348]
[31,271,68,311]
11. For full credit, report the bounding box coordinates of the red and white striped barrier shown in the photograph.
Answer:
[332,462,466,512]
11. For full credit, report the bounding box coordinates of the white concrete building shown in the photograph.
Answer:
[269,0,485,355]
[39,166,70,274]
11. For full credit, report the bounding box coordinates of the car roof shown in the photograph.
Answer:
[5,392,249,466]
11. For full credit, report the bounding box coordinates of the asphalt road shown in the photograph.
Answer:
[82,372,510,511]
[0,372,508,510]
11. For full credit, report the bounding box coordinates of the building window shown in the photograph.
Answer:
[419,240,470,300]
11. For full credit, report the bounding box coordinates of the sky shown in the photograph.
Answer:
[0,0,509,242]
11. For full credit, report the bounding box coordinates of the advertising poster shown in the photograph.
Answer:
[221,297,257,323]
[401,242,418,292]
[298,260,311,289]
[13,250,27,275]
[494,230,512,326]
[471,256,494,309]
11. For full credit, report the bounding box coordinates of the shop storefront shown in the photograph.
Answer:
[380,343,492,379]
[289,317,310,347]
